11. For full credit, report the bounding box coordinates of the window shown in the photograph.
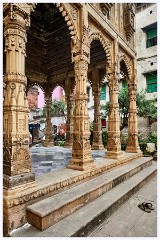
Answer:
[100,84,106,100]
[146,71,157,93]
[87,87,90,102]
[122,79,127,88]
[146,27,157,48]
[101,119,106,128]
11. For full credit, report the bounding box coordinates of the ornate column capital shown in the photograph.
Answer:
[3,3,35,28]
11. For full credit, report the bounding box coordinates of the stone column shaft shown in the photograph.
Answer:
[106,68,124,160]
[67,59,94,170]
[92,68,104,150]
[64,93,74,147]
[3,4,35,189]
[126,83,141,153]
[43,93,54,147]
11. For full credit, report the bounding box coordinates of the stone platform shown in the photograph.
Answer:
[4,147,144,236]
[9,156,156,237]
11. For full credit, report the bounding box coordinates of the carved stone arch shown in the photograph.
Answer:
[56,3,78,45]
[89,32,112,66]
[119,53,132,81]
[52,82,65,92]
[26,82,44,95]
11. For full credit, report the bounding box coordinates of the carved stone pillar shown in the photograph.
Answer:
[106,67,124,160]
[64,77,74,148]
[43,93,54,147]
[67,59,94,170]
[92,68,104,150]
[3,3,36,190]
[126,83,141,153]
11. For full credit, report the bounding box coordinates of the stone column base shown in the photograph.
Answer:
[67,158,95,171]
[3,173,36,190]
[91,144,105,150]
[106,150,124,160]
[126,146,142,154]
[64,143,73,148]
[42,141,54,147]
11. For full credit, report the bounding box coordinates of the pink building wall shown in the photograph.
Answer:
[38,86,63,108]
[38,88,45,108]
[52,86,63,101]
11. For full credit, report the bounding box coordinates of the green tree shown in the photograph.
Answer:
[41,99,66,117]
[101,87,157,131]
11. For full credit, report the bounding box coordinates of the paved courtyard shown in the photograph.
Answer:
[30,145,106,175]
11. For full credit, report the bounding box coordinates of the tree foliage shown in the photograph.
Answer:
[41,99,66,117]
[101,87,157,130]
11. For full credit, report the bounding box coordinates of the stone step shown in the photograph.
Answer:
[26,157,153,231]
[11,162,157,237]
[50,163,157,237]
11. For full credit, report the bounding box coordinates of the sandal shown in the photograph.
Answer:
[143,202,154,210]
[138,203,151,213]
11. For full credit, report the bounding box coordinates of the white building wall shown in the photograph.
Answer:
[136,4,157,100]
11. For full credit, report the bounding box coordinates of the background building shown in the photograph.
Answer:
[135,3,157,129]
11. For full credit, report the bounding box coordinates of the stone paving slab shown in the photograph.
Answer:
[39,161,53,166]
[30,146,106,175]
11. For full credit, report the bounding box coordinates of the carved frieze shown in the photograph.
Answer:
[111,133,121,146]
[3,139,12,163]
[12,148,31,175]
[123,3,135,41]
[3,172,35,189]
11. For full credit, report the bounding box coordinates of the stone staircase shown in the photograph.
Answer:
[11,156,157,237]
